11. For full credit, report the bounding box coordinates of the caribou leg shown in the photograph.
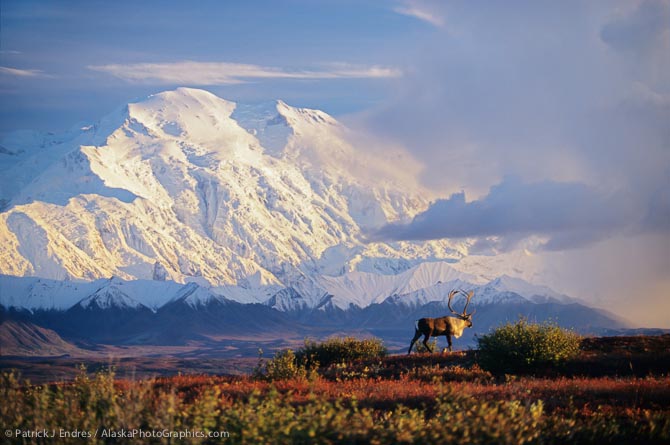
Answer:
[446,334,453,352]
[408,329,423,355]
[422,333,433,353]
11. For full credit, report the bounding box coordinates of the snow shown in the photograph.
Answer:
[0,275,98,312]
[314,261,484,310]
[484,275,575,304]
[0,264,574,313]
[0,275,217,312]
[168,282,230,308]
[77,283,147,310]
[0,87,568,314]
[0,87,435,288]
[230,101,293,156]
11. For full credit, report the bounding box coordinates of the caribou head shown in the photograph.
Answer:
[447,289,476,326]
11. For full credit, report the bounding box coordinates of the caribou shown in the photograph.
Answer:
[407,290,476,354]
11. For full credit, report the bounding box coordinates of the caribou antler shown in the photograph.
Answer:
[461,290,476,317]
[447,290,460,315]
[447,289,476,319]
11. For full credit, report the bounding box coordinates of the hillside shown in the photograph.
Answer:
[0,320,87,357]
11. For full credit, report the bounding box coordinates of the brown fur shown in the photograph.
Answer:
[407,315,473,354]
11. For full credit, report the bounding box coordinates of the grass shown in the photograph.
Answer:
[1,335,669,444]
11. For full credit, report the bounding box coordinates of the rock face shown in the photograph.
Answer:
[153,262,169,281]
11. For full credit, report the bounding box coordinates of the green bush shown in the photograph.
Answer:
[255,337,386,381]
[477,318,581,374]
[258,349,307,381]
[295,336,387,368]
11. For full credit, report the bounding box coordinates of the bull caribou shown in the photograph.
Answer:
[408,290,475,354]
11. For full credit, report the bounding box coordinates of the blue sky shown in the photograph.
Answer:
[1,0,669,325]
[0,0,419,131]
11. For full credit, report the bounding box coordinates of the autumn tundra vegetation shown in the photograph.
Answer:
[2,320,669,444]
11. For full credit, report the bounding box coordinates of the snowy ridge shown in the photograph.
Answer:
[77,281,148,311]
[387,276,576,309]
[385,279,483,307]
[0,275,195,312]
[482,275,573,304]
[0,275,102,312]
[308,261,576,310]
[1,261,575,313]
[313,261,484,310]
[168,282,230,308]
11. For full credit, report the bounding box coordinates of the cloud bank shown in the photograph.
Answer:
[377,1,670,325]
[372,0,670,249]
[372,176,639,251]
[88,61,401,85]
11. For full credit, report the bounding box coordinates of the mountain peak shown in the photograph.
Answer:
[1,87,430,291]
[169,282,229,308]
[76,284,148,311]
[123,88,239,142]
[142,87,234,109]
[167,86,221,99]
[274,100,338,128]
[130,87,236,115]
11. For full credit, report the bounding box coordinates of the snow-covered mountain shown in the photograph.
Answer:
[0,261,576,314]
[75,283,149,311]
[167,281,231,309]
[1,267,628,350]
[0,87,465,292]
[0,88,631,351]
[0,275,185,313]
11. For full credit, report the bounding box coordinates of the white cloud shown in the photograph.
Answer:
[88,61,401,85]
[393,1,445,27]
[369,0,670,203]
[0,66,50,77]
